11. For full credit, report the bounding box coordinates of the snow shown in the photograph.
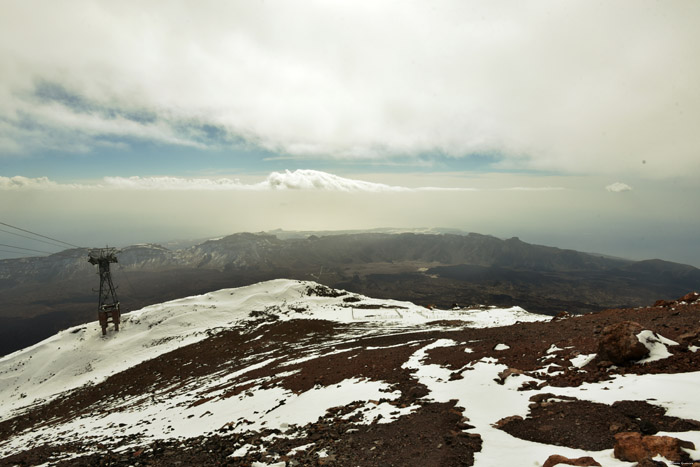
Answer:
[0,279,547,421]
[636,330,678,363]
[570,353,596,368]
[2,278,698,466]
[401,338,700,466]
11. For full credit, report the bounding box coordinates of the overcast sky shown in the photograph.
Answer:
[1,1,699,266]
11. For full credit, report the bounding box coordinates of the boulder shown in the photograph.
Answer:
[542,454,601,467]
[613,432,695,462]
[597,321,650,365]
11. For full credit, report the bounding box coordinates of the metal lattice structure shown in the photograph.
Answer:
[88,247,121,335]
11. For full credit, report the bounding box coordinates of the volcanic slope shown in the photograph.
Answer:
[1,280,699,466]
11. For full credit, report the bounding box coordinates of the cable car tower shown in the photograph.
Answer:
[88,247,121,335]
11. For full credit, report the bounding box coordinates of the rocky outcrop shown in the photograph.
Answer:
[542,454,601,467]
[679,291,700,303]
[613,432,695,463]
[654,291,700,308]
[597,321,650,365]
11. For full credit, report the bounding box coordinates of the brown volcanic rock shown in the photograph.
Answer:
[613,432,694,463]
[497,398,700,451]
[542,454,601,467]
[679,291,700,303]
[597,321,649,365]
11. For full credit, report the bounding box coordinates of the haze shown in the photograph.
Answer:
[1,1,699,267]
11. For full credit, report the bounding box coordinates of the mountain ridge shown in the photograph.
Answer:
[0,231,698,356]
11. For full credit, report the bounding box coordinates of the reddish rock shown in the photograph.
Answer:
[678,328,700,346]
[613,432,695,462]
[496,367,524,384]
[634,458,668,467]
[634,457,668,467]
[542,454,601,467]
[492,415,523,429]
[597,321,650,365]
[551,311,571,321]
[679,292,700,303]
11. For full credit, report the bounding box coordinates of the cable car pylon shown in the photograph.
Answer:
[88,247,121,335]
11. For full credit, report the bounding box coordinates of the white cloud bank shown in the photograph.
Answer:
[0,176,82,190]
[606,182,633,193]
[1,1,699,177]
[0,170,457,192]
[1,170,566,193]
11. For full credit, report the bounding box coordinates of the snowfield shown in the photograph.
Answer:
[1,279,699,466]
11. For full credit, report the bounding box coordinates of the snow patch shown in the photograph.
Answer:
[570,353,596,368]
[637,330,678,363]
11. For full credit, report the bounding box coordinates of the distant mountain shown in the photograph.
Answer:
[1,231,698,356]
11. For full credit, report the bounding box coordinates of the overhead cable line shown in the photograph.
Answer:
[0,248,43,256]
[0,221,81,249]
[0,243,55,255]
[0,227,69,249]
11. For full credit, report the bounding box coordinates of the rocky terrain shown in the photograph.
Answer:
[2,231,699,356]
[1,280,699,466]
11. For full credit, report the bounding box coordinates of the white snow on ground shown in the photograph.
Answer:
[401,338,700,466]
[494,343,510,351]
[570,353,597,368]
[636,330,678,363]
[1,279,699,466]
[0,279,547,421]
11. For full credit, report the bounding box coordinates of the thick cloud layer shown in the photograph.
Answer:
[2,1,699,177]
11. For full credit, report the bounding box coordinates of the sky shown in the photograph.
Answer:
[1,1,699,266]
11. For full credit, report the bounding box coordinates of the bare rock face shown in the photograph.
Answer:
[542,454,601,467]
[613,432,695,462]
[597,321,649,365]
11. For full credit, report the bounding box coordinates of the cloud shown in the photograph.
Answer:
[96,170,463,192]
[1,2,699,178]
[0,176,81,190]
[102,176,245,191]
[1,171,411,192]
[606,182,633,193]
[261,170,410,192]
[2,170,552,192]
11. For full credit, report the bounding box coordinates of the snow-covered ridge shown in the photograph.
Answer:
[1,281,700,466]
[0,279,546,420]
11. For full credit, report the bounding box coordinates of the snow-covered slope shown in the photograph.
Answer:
[1,280,699,466]
[0,279,544,420]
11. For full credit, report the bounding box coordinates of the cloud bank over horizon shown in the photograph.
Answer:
[1,170,561,192]
[2,1,700,178]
